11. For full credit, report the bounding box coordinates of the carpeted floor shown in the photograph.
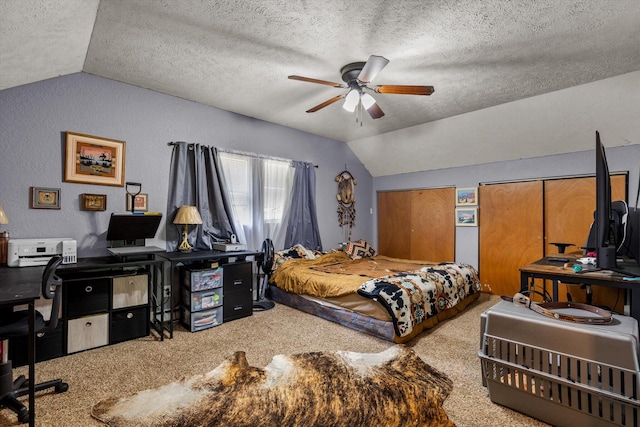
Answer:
[0,293,549,427]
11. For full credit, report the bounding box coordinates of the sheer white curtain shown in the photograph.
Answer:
[218,152,294,251]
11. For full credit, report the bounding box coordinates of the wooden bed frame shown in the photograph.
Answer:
[268,284,480,343]
[264,242,482,343]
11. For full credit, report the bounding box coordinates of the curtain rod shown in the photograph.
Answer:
[167,141,318,168]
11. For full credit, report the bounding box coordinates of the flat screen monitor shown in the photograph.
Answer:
[593,131,640,274]
[595,131,617,270]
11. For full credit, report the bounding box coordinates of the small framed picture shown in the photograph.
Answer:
[455,208,478,227]
[126,193,148,212]
[30,187,61,209]
[80,193,107,211]
[455,187,478,206]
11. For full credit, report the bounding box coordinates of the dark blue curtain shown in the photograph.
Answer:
[284,161,322,251]
[166,142,236,251]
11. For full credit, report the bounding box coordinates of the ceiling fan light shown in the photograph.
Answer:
[361,93,377,110]
[343,90,359,112]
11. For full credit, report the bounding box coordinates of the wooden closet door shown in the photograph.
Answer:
[410,188,455,262]
[544,175,627,256]
[378,190,412,258]
[479,181,544,296]
[378,188,455,261]
[545,174,627,310]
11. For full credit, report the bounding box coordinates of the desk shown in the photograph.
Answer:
[0,266,44,427]
[520,257,640,324]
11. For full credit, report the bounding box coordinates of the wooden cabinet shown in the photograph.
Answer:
[378,187,455,262]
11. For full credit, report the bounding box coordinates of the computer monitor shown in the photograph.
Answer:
[594,131,617,269]
[592,131,640,273]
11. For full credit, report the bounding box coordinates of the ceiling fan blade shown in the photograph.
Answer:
[372,85,435,95]
[366,103,385,119]
[288,75,345,88]
[357,55,389,84]
[306,94,346,113]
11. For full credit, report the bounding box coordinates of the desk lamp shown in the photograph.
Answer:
[0,203,8,265]
[173,205,202,252]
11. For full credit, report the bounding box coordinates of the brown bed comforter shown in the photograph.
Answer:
[269,252,434,298]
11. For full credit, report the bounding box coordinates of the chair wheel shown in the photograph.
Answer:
[17,408,29,424]
[55,382,69,393]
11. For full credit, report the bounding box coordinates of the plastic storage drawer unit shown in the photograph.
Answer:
[181,306,223,332]
[479,300,640,427]
[181,287,223,312]
[183,267,223,291]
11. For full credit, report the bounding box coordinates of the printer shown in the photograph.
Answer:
[7,238,77,267]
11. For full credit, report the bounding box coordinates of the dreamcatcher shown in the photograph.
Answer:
[336,170,356,241]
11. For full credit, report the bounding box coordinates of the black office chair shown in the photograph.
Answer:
[0,255,69,424]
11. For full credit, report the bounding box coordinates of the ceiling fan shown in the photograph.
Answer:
[288,55,434,121]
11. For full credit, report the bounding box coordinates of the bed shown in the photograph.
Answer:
[266,241,482,343]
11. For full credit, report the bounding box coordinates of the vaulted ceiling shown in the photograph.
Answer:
[2,0,640,173]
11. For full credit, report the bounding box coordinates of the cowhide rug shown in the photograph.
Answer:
[91,346,455,427]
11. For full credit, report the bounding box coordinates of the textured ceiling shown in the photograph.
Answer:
[1,0,640,172]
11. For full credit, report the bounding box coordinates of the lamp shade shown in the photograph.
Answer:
[361,93,376,110]
[343,89,360,112]
[173,205,203,225]
[0,203,8,225]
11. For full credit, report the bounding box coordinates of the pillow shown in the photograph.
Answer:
[344,240,376,260]
[272,244,321,271]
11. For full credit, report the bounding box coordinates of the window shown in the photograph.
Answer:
[220,154,251,225]
[218,152,294,250]
[263,159,293,223]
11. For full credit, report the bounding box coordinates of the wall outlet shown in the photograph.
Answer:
[163,285,171,297]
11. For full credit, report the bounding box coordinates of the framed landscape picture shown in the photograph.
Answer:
[64,132,126,186]
[455,207,478,227]
[455,187,478,206]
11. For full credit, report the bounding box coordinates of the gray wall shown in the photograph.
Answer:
[3,72,638,266]
[373,144,640,268]
[0,73,373,257]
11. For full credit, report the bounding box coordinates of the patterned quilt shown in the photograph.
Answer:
[357,263,482,338]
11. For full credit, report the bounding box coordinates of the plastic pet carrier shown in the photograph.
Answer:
[479,300,640,427]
